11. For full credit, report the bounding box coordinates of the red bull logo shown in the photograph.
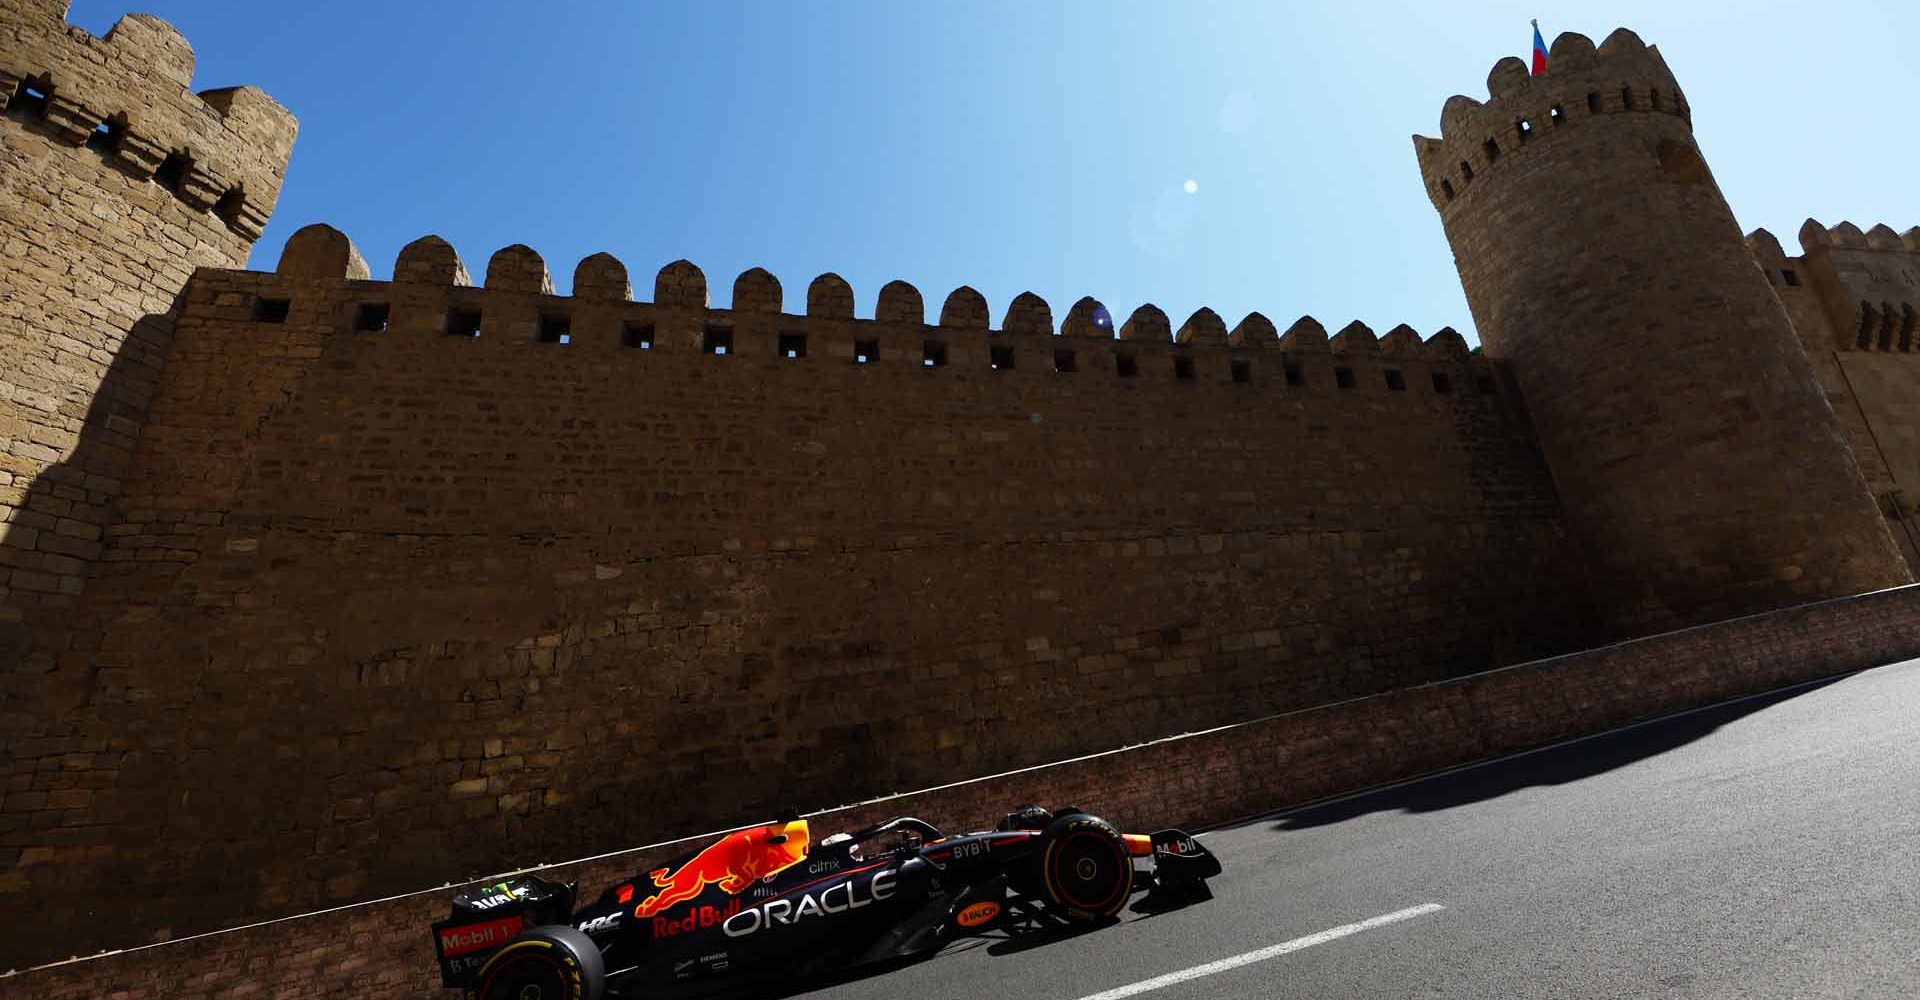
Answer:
[653,899,743,938]
[633,819,810,919]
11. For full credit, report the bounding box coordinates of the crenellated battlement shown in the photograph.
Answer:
[239,224,1496,395]
[1795,219,1920,255]
[0,0,297,238]
[1757,220,1920,355]
[1746,220,1920,276]
[1412,28,1689,214]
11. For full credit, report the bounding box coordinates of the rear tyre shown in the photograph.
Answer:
[1035,813,1133,923]
[474,925,605,1000]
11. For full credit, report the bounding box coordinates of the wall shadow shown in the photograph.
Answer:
[0,303,176,665]
[0,300,181,968]
[1267,676,1844,832]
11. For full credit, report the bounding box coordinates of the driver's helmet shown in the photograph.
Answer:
[818,831,861,861]
[995,803,1053,832]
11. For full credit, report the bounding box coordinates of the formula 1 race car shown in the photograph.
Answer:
[431,805,1221,999]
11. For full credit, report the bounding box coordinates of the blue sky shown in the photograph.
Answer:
[69,1,1915,344]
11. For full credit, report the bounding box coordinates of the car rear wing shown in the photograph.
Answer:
[430,875,575,988]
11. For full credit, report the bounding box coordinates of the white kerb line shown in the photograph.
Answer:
[1072,903,1446,1000]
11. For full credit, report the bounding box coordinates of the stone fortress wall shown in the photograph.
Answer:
[2,220,1594,964]
[1,0,1916,979]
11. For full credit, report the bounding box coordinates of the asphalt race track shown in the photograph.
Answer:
[785,658,1920,999]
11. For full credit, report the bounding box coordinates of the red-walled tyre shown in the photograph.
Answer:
[1036,813,1134,922]
[473,925,605,1000]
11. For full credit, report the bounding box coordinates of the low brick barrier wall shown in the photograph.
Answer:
[8,583,1919,999]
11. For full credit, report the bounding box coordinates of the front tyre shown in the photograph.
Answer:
[1036,813,1133,923]
[473,925,605,1000]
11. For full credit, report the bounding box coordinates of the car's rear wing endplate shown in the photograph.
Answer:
[431,912,526,988]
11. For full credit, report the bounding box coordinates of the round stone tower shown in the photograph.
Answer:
[0,0,294,622]
[1413,28,1910,635]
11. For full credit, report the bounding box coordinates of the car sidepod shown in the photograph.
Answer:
[608,855,945,990]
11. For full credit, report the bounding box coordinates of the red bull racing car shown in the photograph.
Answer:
[431,805,1221,999]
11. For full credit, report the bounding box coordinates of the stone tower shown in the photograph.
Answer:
[0,0,294,650]
[1413,28,1910,634]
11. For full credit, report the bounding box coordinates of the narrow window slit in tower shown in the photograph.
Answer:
[1620,86,1634,110]
[251,297,290,324]
[1901,307,1916,353]
[538,313,571,344]
[1116,352,1138,378]
[88,114,125,154]
[854,339,878,364]
[1284,363,1304,386]
[1335,367,1356,389]
[213,187,246,226]
[13,76,50,119]
[1587,91,1601,114]
[990,344,1014,370]
[1781,269,1800,287]
[1385,369,1406,391]
[1517,118,1533,142]
[1879,305,1898,352]
[1173,356,1196,380]
[1054,348,1076,373]
[1460,161,1474,182]
[1440,179,1455,202]
[355,303,390,333]
[1432,371,1453,394]
[1856,305,1876,351]
[1230,359,1251,383]
[777,331,806,359]
[1550,105,1565,126]
[1483,137,1500,161]
[1650,88,1662,111]
[446,307,482,338]
[701,324,732,355]
[922,341,947,367]
[154,150,192,193]
[622,321,654,349]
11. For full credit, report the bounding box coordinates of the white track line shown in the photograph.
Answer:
[1072,903,1446,1000]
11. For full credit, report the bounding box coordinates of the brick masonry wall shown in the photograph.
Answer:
[1416,30,1912,636]
[0,231,1594,966]
[7,581,1916,1000]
